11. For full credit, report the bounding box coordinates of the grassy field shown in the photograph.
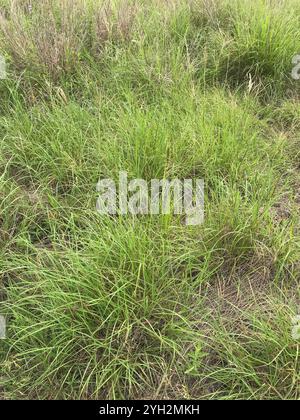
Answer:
[0,0,299,400]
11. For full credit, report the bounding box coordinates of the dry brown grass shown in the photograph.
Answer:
[93,0,137,50]
[0,0,140,79]
[0,0,88,79]
[0,0,194,80]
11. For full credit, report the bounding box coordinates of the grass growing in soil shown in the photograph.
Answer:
[0,0,299,400]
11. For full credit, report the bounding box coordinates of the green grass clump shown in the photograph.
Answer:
[0,0,299,400]
[190,0,300,98]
